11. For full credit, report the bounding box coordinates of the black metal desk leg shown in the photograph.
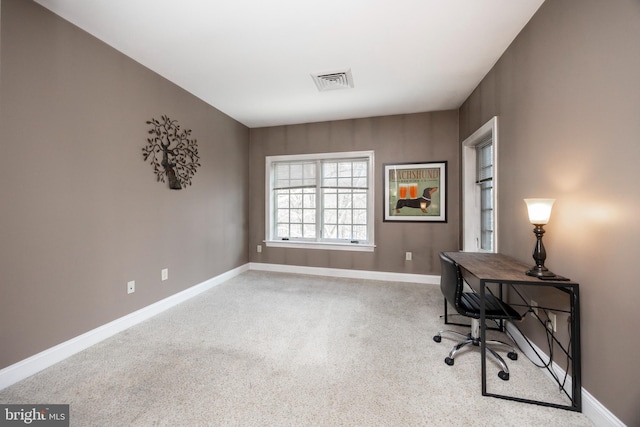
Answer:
[480,279,487,395]
[572,287,582,411]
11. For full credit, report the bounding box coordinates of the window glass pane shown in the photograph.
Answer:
[290,209,302,223]
[290,164,303,179]
[275,161,316,188]
[277,209,289,223]
[338,225,352,239]
[353,161,367,176]
[324,191,337,208]
[477,142,493,182]
[476,140,494,251]
[338,193,352,209]
[353,192,367,208]
[324,209,337,224]
[275,165,291,189]
[353,209,367,225]
[277,192,289,208]
[303,192,316,209]
[481,230,493,250]
[322,162,337,187]
[303,224,316,238]
[477,143,491,169]
[353,225,367,240]
[481,187,492,206]
[338,162,352,176]
[481,185,492,205]
[323,177,337,187]
[338,177,352,187]
[277,224,289,238]
[323,224,337,239]
[353,176,367,188]
[338,209,352,225]
[322,159,368,189]
[275,164,289,180]
[303,209,316,223]
[304,163,316,182]
[290,224,302,238]
[481,211,492,230]
[290,190,303,208]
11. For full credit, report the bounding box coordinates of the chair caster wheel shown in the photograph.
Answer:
[445,357,454,366]
[507,351,518,361]
[433,335,442,343]
[498,371,510,381]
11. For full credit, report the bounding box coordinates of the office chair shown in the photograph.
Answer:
[433,252,522,380]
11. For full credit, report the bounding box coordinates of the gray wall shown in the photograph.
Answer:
[3,0,636,424]
[249,112,460,275]
[0,0,249,369]
[459,0,640,424]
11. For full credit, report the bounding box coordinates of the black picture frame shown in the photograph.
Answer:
[383,161,447,222]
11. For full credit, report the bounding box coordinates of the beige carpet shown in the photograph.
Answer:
[0,271,593,426]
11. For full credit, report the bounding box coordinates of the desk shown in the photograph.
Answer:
[444,251,581,412]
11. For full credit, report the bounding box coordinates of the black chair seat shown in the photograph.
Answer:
[460,292,523,321]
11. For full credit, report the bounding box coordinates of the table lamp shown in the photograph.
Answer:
[524,198,556,277]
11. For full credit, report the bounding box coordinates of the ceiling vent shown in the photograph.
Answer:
[311,69,354,92]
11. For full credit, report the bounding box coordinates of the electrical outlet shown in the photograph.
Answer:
[547,312,557,332]
[530,300,539,317]
[127,280,135,294]
[161,268,168,281]
[257,245,262,253]
[405,252,412,261]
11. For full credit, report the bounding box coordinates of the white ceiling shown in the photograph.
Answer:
[34,0,544,128]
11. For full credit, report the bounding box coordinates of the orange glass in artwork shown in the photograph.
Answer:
[399,184,408,199]
[409,183,418,199]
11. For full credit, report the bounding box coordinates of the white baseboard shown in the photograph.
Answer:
[0,264,249,391]
[0,264,623,427]
[249,262,440,285]
[505,322,574,399]
[506,323,625,427]
[0,263,431,391]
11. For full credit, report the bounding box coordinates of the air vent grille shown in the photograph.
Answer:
[311,69,354,92]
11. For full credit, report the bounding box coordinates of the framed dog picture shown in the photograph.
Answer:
[383,161,447,222]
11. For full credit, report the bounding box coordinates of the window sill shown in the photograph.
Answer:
[265,240,375,252]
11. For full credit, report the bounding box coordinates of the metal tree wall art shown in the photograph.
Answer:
[143,115,200,190]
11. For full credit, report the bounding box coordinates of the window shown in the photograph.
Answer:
[476,139,494,251]
[462,117,498,253]
[265,151,375,251]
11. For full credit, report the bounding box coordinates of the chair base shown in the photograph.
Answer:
[433,319,518,381]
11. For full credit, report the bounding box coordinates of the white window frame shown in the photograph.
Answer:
[462,117,498,253]
[265,150,375,252]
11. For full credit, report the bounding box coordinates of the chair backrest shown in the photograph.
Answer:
[439,252,464,315]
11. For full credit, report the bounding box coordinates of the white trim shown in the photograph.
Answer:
[505,322,574,398]
[265,150,375,248]
[461,116,498,252]
[249,262,439,285]
[0,264,249,390]
[0,265,622,427]
[581,389,627,427]
[0,263,431,391]
[266,150,373,163]
[506,323,625,427]
[265,240,375,252]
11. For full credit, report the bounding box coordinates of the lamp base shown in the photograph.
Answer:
[526,266,556,278]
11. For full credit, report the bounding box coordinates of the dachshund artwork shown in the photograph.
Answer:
[395,187,438,213]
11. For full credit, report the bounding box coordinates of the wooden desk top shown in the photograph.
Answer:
[443,251,578,285]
